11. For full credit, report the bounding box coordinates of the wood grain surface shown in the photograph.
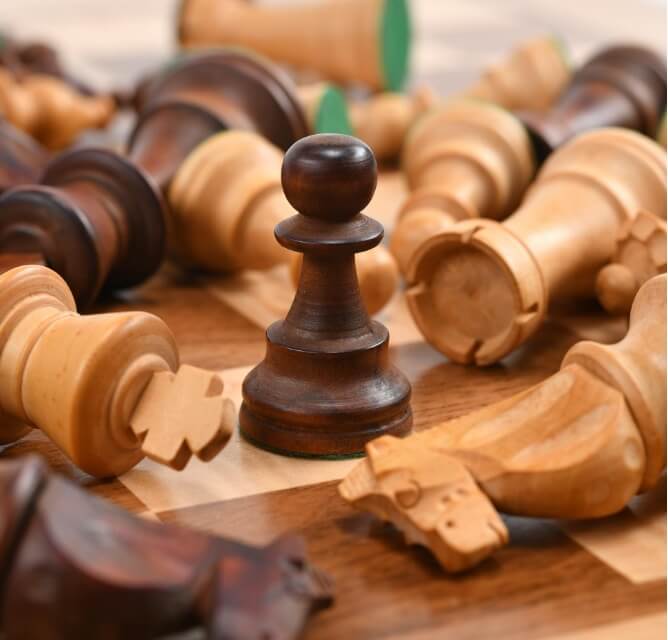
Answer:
[0,1,665,638]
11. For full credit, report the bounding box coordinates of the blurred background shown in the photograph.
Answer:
[1,0,665,94]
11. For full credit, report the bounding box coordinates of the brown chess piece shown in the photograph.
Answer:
[0,147,165,308]
[0,31,91,93]
[241,134,412,456]
[464,35,571,111]
[390,99,535,276]
[406,128,666,365]
[0,117,49,194]
[518,45,667,163]
[0,50,308,304]
[170,129,399,312]
[0,67,115,149]
[0,455,332,639]
[129,49,309,192]
[178,0,412,91]
[289,245,400,316]
[596,210,666,315]
[341,274,666,572]
[0,265,235,477]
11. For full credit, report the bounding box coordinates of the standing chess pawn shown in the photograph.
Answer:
[407,128,666,365]
[0,265,235,477]
[596,210,666,315]
[0,67,114,149]
[390,99,535,276]
[178,0,412,92]
[170,129,400,313]
[518,45,666,162]
[341,274,666,572]
[241,134,412,456]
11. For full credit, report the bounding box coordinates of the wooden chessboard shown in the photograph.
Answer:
[1,1,666,638]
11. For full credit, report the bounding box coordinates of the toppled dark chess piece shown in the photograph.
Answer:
[0,455,333,639]
[128,49,309,191]
[518,44,667,162]
[241,134,412,457]
[0,117,49,194]
[0,147,164,308]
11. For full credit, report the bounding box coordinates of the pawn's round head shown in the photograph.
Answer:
[281,134,377,222]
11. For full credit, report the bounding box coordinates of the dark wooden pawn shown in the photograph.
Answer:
[518,45,667,163]
[127,50,309,191]
[0,148,164,308]
[0,455,332,640]
[241,134,412,457]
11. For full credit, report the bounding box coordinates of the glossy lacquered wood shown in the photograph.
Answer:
[0,147,165,308]
[0,455,332,640]
[241,135,412,456]
[518,44,667,162]
[129,50,308,192]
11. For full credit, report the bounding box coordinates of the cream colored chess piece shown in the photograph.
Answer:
[341,274,666,572]
[170,130,399,313]
[464,36,571,111]
[349,87,436,162]
[0,265,235,477]
[345,35,568,164]
[407,128,666,365]
[391,99,535,276]
[596,211,667,315]
[0,68,114,149]
[179,0,412,92]
[168,130,291,272]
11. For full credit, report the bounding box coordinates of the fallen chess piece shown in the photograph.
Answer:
[178,0,411,92]
[658,113,666,148]
[128,49,309,192]
[0,117,48,193]
[518,44,666,162]
[170,129,399,314]
[391,98,535,276]
[0,455,332,639]
[340,274,666,572]
[241,134,412,456]
[296,82,354,135]
[407,128,666,365]
[0,146,165,308]
[596,211,666,315]
[0,50,308,307]
[0,265,235,477]
[348,87,436,163]
[463,35,571,111]
[336,36,568,164]
[0,67,114,149]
